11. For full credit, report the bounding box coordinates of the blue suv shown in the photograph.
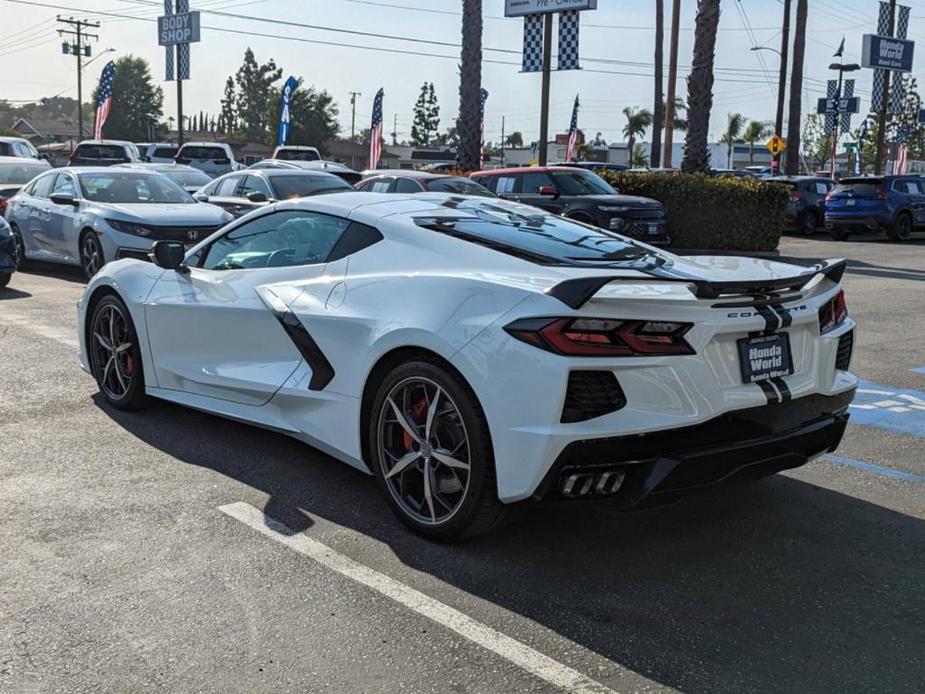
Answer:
[825,175,925,242]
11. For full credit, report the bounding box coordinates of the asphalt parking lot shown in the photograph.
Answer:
[1,233,923,693]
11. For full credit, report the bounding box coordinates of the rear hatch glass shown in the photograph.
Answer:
[74,144,127,160]
[179,146,229,162]
[276,149,320,161]
[831,180,882,197]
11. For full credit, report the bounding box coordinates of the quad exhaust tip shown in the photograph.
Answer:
[560,469,626,498]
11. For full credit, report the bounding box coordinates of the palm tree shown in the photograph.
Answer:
[719,112,745,167]
[623,106,653,165]
[743,119,772,164]
[682,0,721,173]
[785,0,807,174]
[664,97,688,132]
[457,0,483,170]
[651,0,665,168]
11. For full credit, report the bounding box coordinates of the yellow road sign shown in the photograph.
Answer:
[766,134,786,156]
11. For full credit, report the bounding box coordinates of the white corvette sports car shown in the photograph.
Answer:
[77,192,857,539]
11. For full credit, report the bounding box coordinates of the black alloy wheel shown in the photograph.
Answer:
[89,295,147,410]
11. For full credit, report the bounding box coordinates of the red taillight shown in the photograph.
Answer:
[0,196,7,211]
[505,318,695,357]
[789,192,803,203]
[876,189,889,200]
[818,290,848,334]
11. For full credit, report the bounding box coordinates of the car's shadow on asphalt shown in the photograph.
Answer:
[0,286,32,300]
[96,395,924,693]
[17,262,87,285]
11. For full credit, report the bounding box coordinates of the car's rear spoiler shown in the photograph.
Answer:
[546,258,848,309]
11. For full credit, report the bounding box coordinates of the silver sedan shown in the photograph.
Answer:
[5,168,232,279]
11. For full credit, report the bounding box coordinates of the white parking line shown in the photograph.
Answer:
[219,502,621,694]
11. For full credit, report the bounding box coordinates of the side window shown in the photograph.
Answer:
[394,178,423,193]
[51,173,76,197]
[495,176,517,194]
[814,182,830,196]
[908,180,924,195]
[365,178,393,193]
[215,175,243,197]
[327,222,384,262]
[520,172,552,194]
[242,175,272,198]
[30,174,54,198]
[202,211,351,270]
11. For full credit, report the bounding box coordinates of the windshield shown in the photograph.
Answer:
[414,199,654,268]
[548,170,616,195]
[276,148,320,161]
[425,177,496,197]
[0,162,48,184]
[79,172,194,204]
[270,175,353,199]
[163,169,212,187]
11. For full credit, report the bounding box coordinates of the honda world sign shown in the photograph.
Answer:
[505,0,597,17]
[862,34,915,72]
[158,11,201,46]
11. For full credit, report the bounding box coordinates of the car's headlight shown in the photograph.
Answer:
[106,219,153,236]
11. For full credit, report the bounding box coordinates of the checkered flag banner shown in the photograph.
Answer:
[164,0,174,80]
[841,79,855,134]
[825,80,838,135]
[558,11,580,71]
[522,14,544,72]
[871,2,890,111]
[178,0,191,80]
[889,5,911,113]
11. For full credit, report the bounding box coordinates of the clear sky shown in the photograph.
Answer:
[1,0,921,144]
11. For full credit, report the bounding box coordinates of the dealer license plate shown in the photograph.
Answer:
[647,223,660,235]
[737,333,794,384]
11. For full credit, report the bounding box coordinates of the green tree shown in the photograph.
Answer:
[629,143,648,167]
[801,113,831,172]
[622,106,653,163]
[219,77,236,135]
[505,131,524,148]
[432,125,459,147]
[664,97,688,131]
[682,0,721,172]
[92,55,163,141]
[233,48,282,141]
[411,82,440,147]
[718,112,745,167]
[457,0,483,169]
[743,119,772,165]
[263,79,340,150]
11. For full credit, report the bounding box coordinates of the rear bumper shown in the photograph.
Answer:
[825,214,890,230]
[533,389,854,507]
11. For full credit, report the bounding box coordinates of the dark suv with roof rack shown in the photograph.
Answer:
[470,166,669,245]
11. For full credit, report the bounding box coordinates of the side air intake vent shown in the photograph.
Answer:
[562,371,626,423]
[835,330,854,371]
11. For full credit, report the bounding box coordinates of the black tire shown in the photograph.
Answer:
[886,212,913,242]
[10,224,27,270]
[830,226,851,241]
[80,231,104,280]
[88,294,147,410]
[799,210,819,236]
[367,358,513,540]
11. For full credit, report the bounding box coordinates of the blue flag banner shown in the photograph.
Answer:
[277,76,299,147]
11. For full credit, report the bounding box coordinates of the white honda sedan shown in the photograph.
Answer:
[76,193,857,539]
[6,168,232,279]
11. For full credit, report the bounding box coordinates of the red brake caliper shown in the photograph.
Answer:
[402,398,429,451]
[124,355,135,376]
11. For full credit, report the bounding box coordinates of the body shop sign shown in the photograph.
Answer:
[862,34,914,72]
[505,0,597,17]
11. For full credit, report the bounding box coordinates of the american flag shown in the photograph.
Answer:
[94,61,116,140]
[895,129,909,175]
[369,88,384,171]
[479,88,489,169]
[566,95,580,162]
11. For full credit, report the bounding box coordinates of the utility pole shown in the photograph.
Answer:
[774,0,791,174]
[875,0,897,174]
[349,91,362,140]
[57,16,99,142]
[784,0,807,175]
[662,0,681,168]
[391,113,398,145]
[537,14,553,165]
[500,115,506,167]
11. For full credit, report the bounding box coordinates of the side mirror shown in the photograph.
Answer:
[246,191,268,203]
[50,193,78,207]
[194,193,209,202]
[538,184,558,197]
[150,240,188,272]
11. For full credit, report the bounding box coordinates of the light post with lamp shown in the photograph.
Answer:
[751,44,788,174]
[828,61,861,179]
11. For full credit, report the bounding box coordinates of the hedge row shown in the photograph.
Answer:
[597,172,789,252]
